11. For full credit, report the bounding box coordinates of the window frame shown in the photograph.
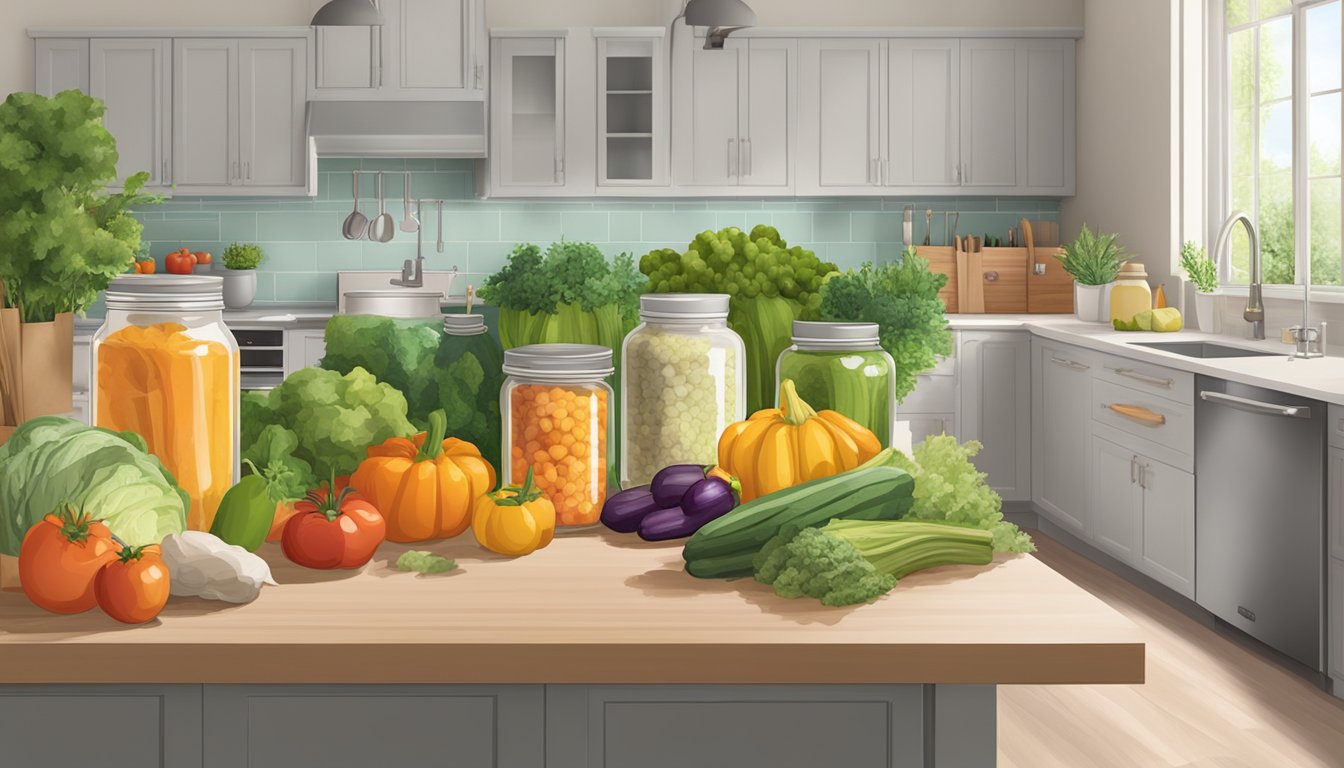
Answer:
[1209,0,1342,296]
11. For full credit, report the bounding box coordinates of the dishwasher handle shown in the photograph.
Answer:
[1199,390,1311,419]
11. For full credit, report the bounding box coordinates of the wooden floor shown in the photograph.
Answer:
[999,531,1344,768]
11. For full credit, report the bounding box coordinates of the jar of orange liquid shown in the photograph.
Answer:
[91,275,240,532]
[501,344,613,527]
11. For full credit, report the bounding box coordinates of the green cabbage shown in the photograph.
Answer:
[0,416,189,556]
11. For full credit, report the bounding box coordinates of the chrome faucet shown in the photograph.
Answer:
[1289,282,1326,358]
[1213,211,1265,340]
[390,200,425,288]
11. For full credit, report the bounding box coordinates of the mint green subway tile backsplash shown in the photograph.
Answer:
[127,159,1060,308]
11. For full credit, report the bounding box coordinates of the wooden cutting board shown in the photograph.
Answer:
[915,245,958,313]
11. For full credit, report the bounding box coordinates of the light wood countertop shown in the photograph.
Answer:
[0,532,1143,686]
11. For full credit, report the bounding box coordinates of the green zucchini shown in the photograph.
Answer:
[682,449,915,578]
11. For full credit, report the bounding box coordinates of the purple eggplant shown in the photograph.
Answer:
[680,477,737,520]
[601,486,662,533]
[650,464,709,507]
[638,507,698,541]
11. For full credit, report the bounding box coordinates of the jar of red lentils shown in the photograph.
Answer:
[501,344,614,528]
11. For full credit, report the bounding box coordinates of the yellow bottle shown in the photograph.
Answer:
[1109,262,1153,326]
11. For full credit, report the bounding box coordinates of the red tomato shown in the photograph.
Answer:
[165,250,197,275]
[194,251,212,265]
[19,508,119,614]
[135,259,156,275]
[281,484,386,569]
[94,545,170,625]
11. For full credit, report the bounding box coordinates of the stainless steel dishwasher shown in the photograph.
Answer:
[1195,376,1327,671]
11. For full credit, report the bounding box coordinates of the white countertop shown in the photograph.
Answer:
[947,314,1344,407]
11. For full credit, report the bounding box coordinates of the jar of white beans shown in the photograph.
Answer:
[619,294,745,488]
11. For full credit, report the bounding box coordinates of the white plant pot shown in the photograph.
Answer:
[1074,283,1112,323]
[1193,291,1220,333]
[220,268,258,309]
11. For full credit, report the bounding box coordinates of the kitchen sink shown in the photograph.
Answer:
[1131,341,1281,359]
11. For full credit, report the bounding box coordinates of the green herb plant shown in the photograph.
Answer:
[0,91,161,322]
[222,242,264,271]
[818,248,952,404]
[1060,224,1126,286]
[1180,240,1219,293]
[640,225,838,413]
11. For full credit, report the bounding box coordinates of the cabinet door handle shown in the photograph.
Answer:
[1050,356,1090,371]
[743,138,752,177]
[727,139,737,177]
[233,161,240,181]
[955,164,962,183]
[245,162,251,181]
[1139,463,1149,490]
[162,158,169,181]
[1198,390,1308,419]
[1130,455,1138,484]
[1108,366,1174,389]
[1103,402,1167,427]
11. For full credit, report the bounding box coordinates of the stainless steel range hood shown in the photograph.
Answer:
[306,101,486,158]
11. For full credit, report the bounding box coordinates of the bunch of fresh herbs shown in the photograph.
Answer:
[1060,224,1126,286]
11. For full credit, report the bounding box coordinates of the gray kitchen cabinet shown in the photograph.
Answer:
[797,38,882,193]
[959,39,1018,189]
[958,331,1031,501]
[903,412,956,448]
[1090,434,1141,563]
[203,685,544,768]
[494,34,567,192]
[676,37,795,190]
[311,0,484,100]
[239,39,308,189]
[90,39,172,190]
[1331,557,1344,685]
[175,37,311,195]
[1020,39,1076,194]
[1138,454,1195,597]
[1032,339,1093,536]
[284,328,327,376]
[595,30,669,188]
[544,684,934,768]
[1329,442,1344,688]
[173,39,236,188]
[1330,443,1344,561]
[0,685,202,768]
[34,38,89,95]
[886,38,960,188]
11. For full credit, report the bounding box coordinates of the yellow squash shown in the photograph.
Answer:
[717,378,882,502]
[351,410,496,542]
[472,468,556,556]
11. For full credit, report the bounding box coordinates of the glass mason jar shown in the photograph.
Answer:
[502,344,613,528]
[91,275,241,532]
[436,313,506,472]
[620,294,745,488]
[776,321,896,447]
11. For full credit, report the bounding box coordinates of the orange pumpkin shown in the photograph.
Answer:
[351,410,496,542]
[717,378,882,502]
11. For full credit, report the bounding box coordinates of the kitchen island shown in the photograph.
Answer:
[0,532,1143,767]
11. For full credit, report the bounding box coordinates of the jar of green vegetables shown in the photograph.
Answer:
[776,321,895,446]
[435,313,506,472]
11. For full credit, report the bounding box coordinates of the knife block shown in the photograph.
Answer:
[953,246,1074,314]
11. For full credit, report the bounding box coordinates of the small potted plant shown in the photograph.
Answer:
[1059,224,1125,322]
[220,242,263,309]
[1180,240,1219,332]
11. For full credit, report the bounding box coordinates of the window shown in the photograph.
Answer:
[1219,0,1343,288]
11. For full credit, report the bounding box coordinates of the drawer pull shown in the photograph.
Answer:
[1050,356,1090,371]
[1103,402,1167,427]
[1108,366,1174,389]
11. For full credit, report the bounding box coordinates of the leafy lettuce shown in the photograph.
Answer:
[0,416,189,556]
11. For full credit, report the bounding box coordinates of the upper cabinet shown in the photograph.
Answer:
[595,29,669,189]
[490,32,569,193]
[89,39,172,190]
[674,36,796,191]
[175,38,310,194]
[797,35,1075,197]
[33,29,313,197]
[311,0,485,101]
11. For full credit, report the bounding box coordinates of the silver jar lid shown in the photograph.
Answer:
[443,314,486,336]
[791,321,881,348]
[105,274,225,312]
[639,293,730,321]
[503,344,614,378]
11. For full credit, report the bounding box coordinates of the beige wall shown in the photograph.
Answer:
[3,0,1083,96]
[1061,0,1178,288]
